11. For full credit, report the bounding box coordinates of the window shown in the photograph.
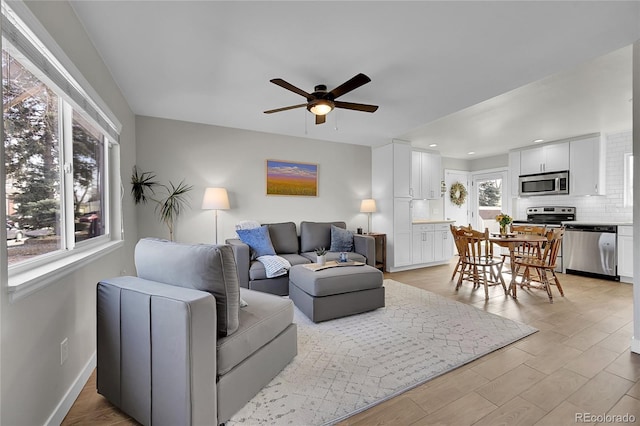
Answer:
[4,46,63,264]
[2,1,121,282]
[72,111,107,243]
[473,172,507,233]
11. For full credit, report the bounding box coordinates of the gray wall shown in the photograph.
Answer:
[135,116,373,244]
[0,2,137,425]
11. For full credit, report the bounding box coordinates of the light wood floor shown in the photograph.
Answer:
[63,263,640,425]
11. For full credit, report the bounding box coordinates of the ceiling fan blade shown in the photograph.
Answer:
[270,78,312,98]
[315,114,326,125]
[264,104,307,114]
[334,101,379,113]
[328,73,371,99]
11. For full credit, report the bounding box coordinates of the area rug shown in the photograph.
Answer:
[228,279,537,425]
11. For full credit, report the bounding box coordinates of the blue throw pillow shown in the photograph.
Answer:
[236,225,276,257]
[330,225,354,252]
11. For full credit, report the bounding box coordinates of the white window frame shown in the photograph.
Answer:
[2,0,123,302]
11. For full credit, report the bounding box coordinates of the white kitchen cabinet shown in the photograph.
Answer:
[394,143,412,198]
[433,223,454,261]
[618,225,633,282]
[428,154,443,199]
[412,224,435,264]
[373,141,414,271]
[411,150,442,199]
[394,198,413,267]
[570,134,606,196]
[508,151,521,197]
[520,142,569,175]
[411,151,422,198]
[411,222,453,265]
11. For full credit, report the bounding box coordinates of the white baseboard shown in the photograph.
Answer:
[45,352,97,426]
[631,337,640,354]
[388,259,450,273]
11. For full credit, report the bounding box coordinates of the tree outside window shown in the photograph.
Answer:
[3,45,107,265]
[3,48,62,263]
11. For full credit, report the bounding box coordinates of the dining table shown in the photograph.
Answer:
[489,233,548,296]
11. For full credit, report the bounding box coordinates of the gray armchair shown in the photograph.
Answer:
[96,238,297,425]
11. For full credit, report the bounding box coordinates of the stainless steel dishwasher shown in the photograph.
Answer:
[563,224,619,281]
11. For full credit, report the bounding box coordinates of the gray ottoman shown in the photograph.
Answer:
[289,264,385,322]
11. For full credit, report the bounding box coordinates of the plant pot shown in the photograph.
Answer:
[316,255,326,266]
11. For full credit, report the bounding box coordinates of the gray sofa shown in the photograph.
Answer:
[227,221,376,296]
[96,238,297,426]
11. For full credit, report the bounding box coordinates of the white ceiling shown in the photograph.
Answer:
[69,1,640,159]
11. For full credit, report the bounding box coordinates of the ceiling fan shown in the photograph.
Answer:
[264,73,379,125]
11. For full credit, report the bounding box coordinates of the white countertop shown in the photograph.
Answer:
[562,221,633,226]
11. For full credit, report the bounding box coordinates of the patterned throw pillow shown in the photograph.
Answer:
[330,224,354,252]
[236,225,276,258]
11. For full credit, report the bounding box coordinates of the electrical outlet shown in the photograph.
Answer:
[60,338,69,365]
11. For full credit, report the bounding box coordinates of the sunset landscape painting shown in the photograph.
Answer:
[266,160,318,196]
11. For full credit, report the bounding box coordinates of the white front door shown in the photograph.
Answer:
[444,169,470,227]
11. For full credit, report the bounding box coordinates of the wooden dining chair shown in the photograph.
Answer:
[502,224,547,280]
[511,227,565,303]
[450,223,473,281]
[454,227,507,300]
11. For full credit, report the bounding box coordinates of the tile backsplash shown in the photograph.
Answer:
[514,130,632,223]
[412,198,444,221]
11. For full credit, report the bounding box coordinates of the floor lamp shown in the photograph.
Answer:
[202,187,230,244]
[360,199,377,234]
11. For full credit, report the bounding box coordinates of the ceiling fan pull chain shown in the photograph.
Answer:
[334,109,339,131]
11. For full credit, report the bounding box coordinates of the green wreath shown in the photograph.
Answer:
[450,182,467,207]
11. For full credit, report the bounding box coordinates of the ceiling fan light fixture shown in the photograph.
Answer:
[308,99,334,116]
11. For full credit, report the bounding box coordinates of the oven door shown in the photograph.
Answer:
[519,171,569,196]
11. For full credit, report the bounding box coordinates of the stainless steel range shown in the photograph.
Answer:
[512,206,576,227]
[512,206,576,272]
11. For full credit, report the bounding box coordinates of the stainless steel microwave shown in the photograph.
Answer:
[518,171,569,196]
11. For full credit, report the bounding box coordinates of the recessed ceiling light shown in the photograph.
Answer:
[467,151,475,155]
[429,143,438,148]
[533,139,544,143]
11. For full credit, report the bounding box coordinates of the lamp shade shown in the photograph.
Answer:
[202,187,230,210]
[360,199,377,213]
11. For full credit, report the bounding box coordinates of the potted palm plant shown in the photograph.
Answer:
[131,166,193,241]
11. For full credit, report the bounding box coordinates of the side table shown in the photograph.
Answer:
[366,233,386,272]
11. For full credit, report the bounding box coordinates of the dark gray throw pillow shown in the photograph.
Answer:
[330,225,354,252]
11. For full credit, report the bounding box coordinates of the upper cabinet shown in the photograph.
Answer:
[520,142,569,175]
[508,151,521,197]
[393,142,412,198]
[411,151,442,199]
[509,133,606,198]
[570,134,605,196]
